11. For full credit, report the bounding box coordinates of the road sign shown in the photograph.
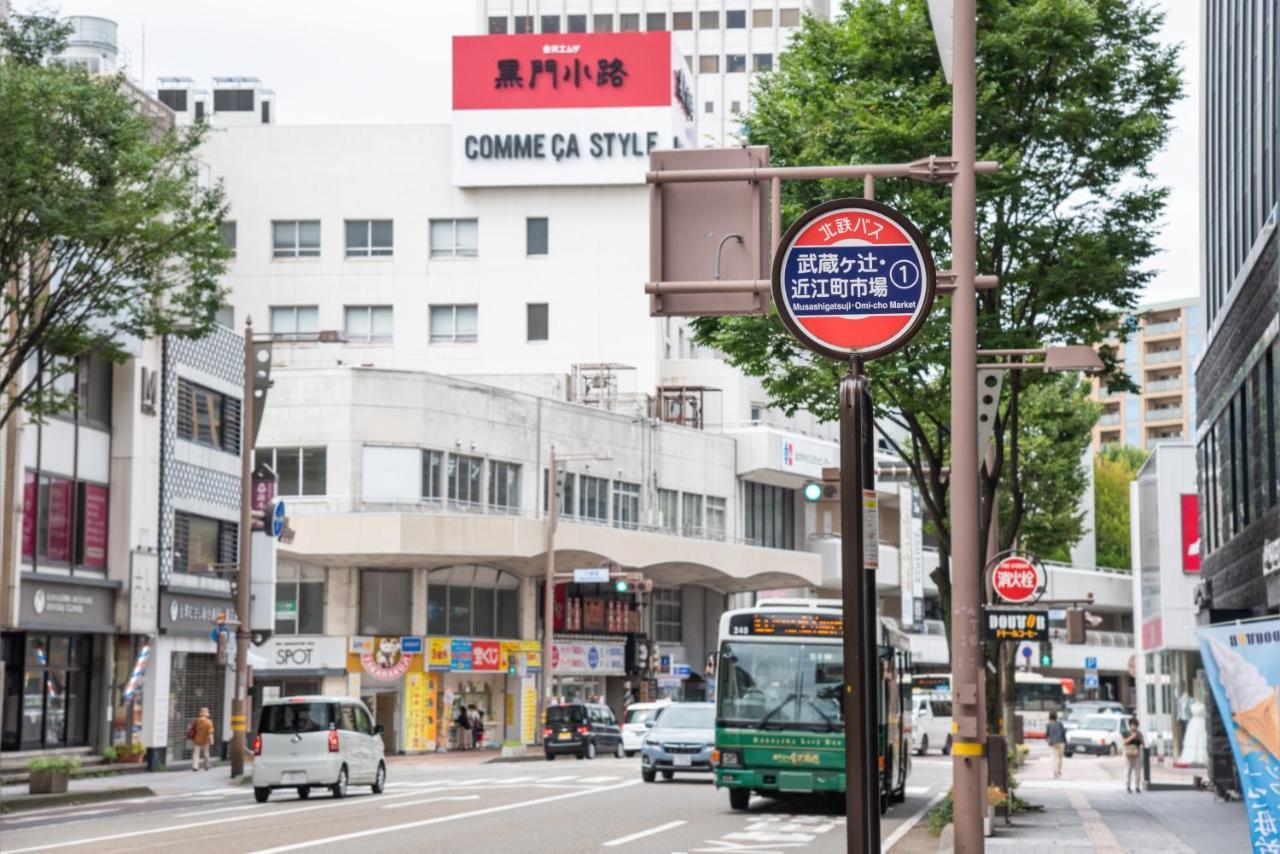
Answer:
[983,608,1049,642]
[1085,656,1098,671]
[988,550,1047,605]
[1021,645,1033,659]
[1083,673,1100,690]
[270,499,286,538]
[573,567,611,584]
[772,198,937,361]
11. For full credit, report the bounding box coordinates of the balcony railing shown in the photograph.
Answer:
[1049,627,1135,647]
[1146,406,1183,422]
[1098,412,1121,426]
[1144,378,1182,393]
[1146,434,1184,448]
[1143,319,1181,337]
[1144,348,1182,364]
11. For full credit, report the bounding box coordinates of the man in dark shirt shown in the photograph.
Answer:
[1046,710,1068,778]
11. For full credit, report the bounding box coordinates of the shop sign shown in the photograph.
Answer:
[81,484,108,569]
[360,636,414,681]
[258,636,346,671]
[552,639,626,675]
[472,640,501,671]
[982,608,1049,642]
[451,638,473,670]
[427,637,451,671]
[349,636,373,655]
[521,640,543,672]
[1180,493,1201,572]
[159,592,236,636]
[403,671,438,753]
[400,636,423,654]
[20,578,116,630]
[499,641,520,672]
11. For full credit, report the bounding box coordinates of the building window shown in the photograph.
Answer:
[526,217,549,255]
[657,488,678,533]
[487,16,507,34]
[427,566,520,639]
[177,379,240,454]
[753,8,773,27]
[527,303,549,342]
[213,88,254,111]
[753,53,773,72]
[681,493,704,536]
[217,221,236,258]
[780,8,801,27]
[448,454,483,507]
[673,11,693,30]
[488,461,521,512]
[704,100,714,114]
[593,13,613,32]
[215,305,233,328]
[21,474,109,569]
[173,511,237,574]
[359,569,412,635]
[544,468,577,517]
[422,450,444,500]
[706,496,726,540]
[567,14,587,33]
[257,447,326,496]
[261,100,270,124]
[646,12,666,30]
[429,218,478,257]
[540,14,560,33]
[271,220,320,258]
[269,305,319,338]
[750,403,765,423]
[275,565,325,635]
[726,10,747,28]
[743,481,796,548]
[620,13,640,32]
[699,10,720,29]
[344,305,393,342]
[158,88,188,111]
[612,481,640,529]
[514,15,533,33]
[579,475,609,522]
[726,54,747,73]
[699,55,719,74]
[76,352,112,429]
[653,586,682,642]
[730,100,741,114]
[428,304,479,344]
[344,219,393,257]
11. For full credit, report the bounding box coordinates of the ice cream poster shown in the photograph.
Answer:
[1197,619,1280,853]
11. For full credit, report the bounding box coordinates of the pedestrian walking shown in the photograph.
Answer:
[1123,717,1144,793]
[187,707,215,771]
[455,703,472,750]
[471,705,485,750]
[1045,710,1067,778]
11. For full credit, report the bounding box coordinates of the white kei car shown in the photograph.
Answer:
[621,700,671,757]
[252,696,387,802]
[1065,713,1130,757]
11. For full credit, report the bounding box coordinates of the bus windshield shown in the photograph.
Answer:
[717,641,843,731]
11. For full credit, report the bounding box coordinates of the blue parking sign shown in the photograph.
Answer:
[1084,673,1100,690]
[1085,656,1097,670]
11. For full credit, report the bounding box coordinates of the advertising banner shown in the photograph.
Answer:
[1180,493,1202,572]
[521,640,543,672]
[427,637,451,671]
[1197,619,1280,853]
[552,639,626,675]
[81,484,108,569]
[360,636,414,681]
[402,671,438,753]
[450,638,473,671]
[471,640,501,672]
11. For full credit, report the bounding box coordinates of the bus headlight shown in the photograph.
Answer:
[718,751,742,768]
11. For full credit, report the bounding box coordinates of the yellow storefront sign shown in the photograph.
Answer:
[402,671,438,753]
[427,637,451,670]
[499,641,519,672]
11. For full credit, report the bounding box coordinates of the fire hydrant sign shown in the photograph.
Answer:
[989,551,1047,604]
[772,198,937,361]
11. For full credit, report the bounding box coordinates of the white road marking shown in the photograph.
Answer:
[603,820,687,847]
[904,786,931,796]
[1,809,119,825]
[492,776,533,784]
[175,803,265,818]
[380,795,480,810]
[246,779,644,854]
[576,775,619,783]
[880,791,946,852]
[537,775,579,783]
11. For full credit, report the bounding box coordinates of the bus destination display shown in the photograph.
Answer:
[728,612,843,638]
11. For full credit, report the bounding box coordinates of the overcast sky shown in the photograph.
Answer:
[32,0,1199,303]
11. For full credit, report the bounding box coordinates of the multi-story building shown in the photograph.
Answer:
[1091,296,1201,451]
[475,1,830,146]
[1195,0,1280,793]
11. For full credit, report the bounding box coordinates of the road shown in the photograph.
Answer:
[0,753,953,853]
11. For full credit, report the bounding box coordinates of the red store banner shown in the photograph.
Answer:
[81,483,109,569]
[46,478,72,563]
[21,472,35,558]
[1180,493,1201,573]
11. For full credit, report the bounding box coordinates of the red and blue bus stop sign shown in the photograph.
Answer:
[771,198,937,361]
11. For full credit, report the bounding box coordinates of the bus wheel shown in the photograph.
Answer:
[729,788,750,811]
[917,735,928,756]
[943,735,952,755]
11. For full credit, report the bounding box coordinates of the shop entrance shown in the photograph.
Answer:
[166,652,226,762]
[1,633,94,751]
[363,691,397,754]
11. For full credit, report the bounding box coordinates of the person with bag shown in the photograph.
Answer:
[471,704,485,750]
[1123,717,1144,793]
[1045,710,1068,778]
[455,702,472,751]
[188,707,215,772]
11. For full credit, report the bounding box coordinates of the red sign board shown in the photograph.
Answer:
[1180,493,1201,572]
[471,640,501,672]
[453,32,672,111]
[21,472,35,558]
[990,554,1046,604]
[46,478,72,562]
[251,475,276,532]
[81,484,108,569]
[1142,617,1163,651]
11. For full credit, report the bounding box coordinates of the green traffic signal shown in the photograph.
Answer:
[803,482,824,502]
[1040,653,1052,667]
[615,579,628,593]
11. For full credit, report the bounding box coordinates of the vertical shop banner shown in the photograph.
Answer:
[402,672,438,752]
[898,483,915,628]
[1197,620,1280,853]
[81,484,109,569]
[21,472,35,557]
[46,478,72,562]
[521,677,537,744]
[1180,493,1202,572]
[428,637,451,671]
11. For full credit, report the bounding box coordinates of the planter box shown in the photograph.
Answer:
[29,768,69,794]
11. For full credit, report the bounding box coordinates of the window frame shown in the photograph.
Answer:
[429,304,479,344]
[217,221,237,258]
[488,460,522,513]
[177,378,240,455]
[271,220,320,259]
[428,218,478,258]
[344,219,394,258]
[726,54,747,73]
[257,446,327,497]
[343,305,394,343]
[612,481,640,530]
[274,564,326,635]
[269,305,319,338]
[526,303,549,342]
[448,454,484,508]
[526,217,549,256]
[358,569,412,636]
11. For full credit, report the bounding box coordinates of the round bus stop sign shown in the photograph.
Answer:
[772,198,937,361]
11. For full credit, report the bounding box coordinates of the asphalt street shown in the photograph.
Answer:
[0,753,954,853]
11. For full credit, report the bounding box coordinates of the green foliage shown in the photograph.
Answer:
[1095,444,1148,568]
[0,12,229,426]
[926,791,954,836]
[100,746,117,763]
[691,0,1181,635]
[27,755,82,773]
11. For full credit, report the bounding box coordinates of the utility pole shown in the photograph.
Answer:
[230,318,254,778]
[542,445,558,729]
[949,0,987,847]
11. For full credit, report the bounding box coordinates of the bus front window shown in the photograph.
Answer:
[718,642,843,731]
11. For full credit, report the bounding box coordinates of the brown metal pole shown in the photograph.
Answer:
[950,0,986,848]
[231,318,254,778]
[841,360,871,854]
[542,446,558,731]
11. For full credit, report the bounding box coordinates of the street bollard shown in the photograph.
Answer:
[1143,745,1152,789]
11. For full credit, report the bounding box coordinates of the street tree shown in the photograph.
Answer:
[0,12,229,426]
[692,0,1180,645]
[1094,444,1149,569]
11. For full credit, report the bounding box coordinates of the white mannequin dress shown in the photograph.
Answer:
[1178,700,1208,766]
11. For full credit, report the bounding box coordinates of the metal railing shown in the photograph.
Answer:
[1144,348,1183,364]
[1146,435,1184,449]
[1142,319,1181,337]
[1041,559,1131,576]
[1145,406,1183,422]
[1049,627,1135,647]
[1098,413,1121,426]
[1143,377,1182,393]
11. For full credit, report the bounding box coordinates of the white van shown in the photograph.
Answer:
[252,696,386,803]
[622,700,671,756]
[910,694,954,756]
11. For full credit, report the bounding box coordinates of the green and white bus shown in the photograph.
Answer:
[712,600,911,812]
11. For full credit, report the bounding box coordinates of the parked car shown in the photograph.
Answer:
[1062,701,1126,732]
[622,700,671,757]
[641,702,716,782]
[543,702,624,760]
[252,696,386,803]
[910,695,953,756]
[1065,713,1129,756]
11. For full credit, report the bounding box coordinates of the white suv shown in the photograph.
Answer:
[252,696,386,803]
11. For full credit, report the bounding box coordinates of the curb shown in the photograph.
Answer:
[484,753,546,764]
[0,785,155,814]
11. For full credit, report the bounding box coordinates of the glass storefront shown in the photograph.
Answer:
[1,633,94,751]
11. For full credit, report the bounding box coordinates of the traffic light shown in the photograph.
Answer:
[802,467,841,502]
[614,578,629,594]
[803,481,824,502]
[1065,608,1086,644]
[1039,641,1054,668]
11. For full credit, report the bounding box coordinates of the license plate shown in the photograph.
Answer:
[557,732,572,741]
[281,772,306,785]
[673,754,693,767]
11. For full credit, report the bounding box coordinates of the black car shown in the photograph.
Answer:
[543,702,624,760]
